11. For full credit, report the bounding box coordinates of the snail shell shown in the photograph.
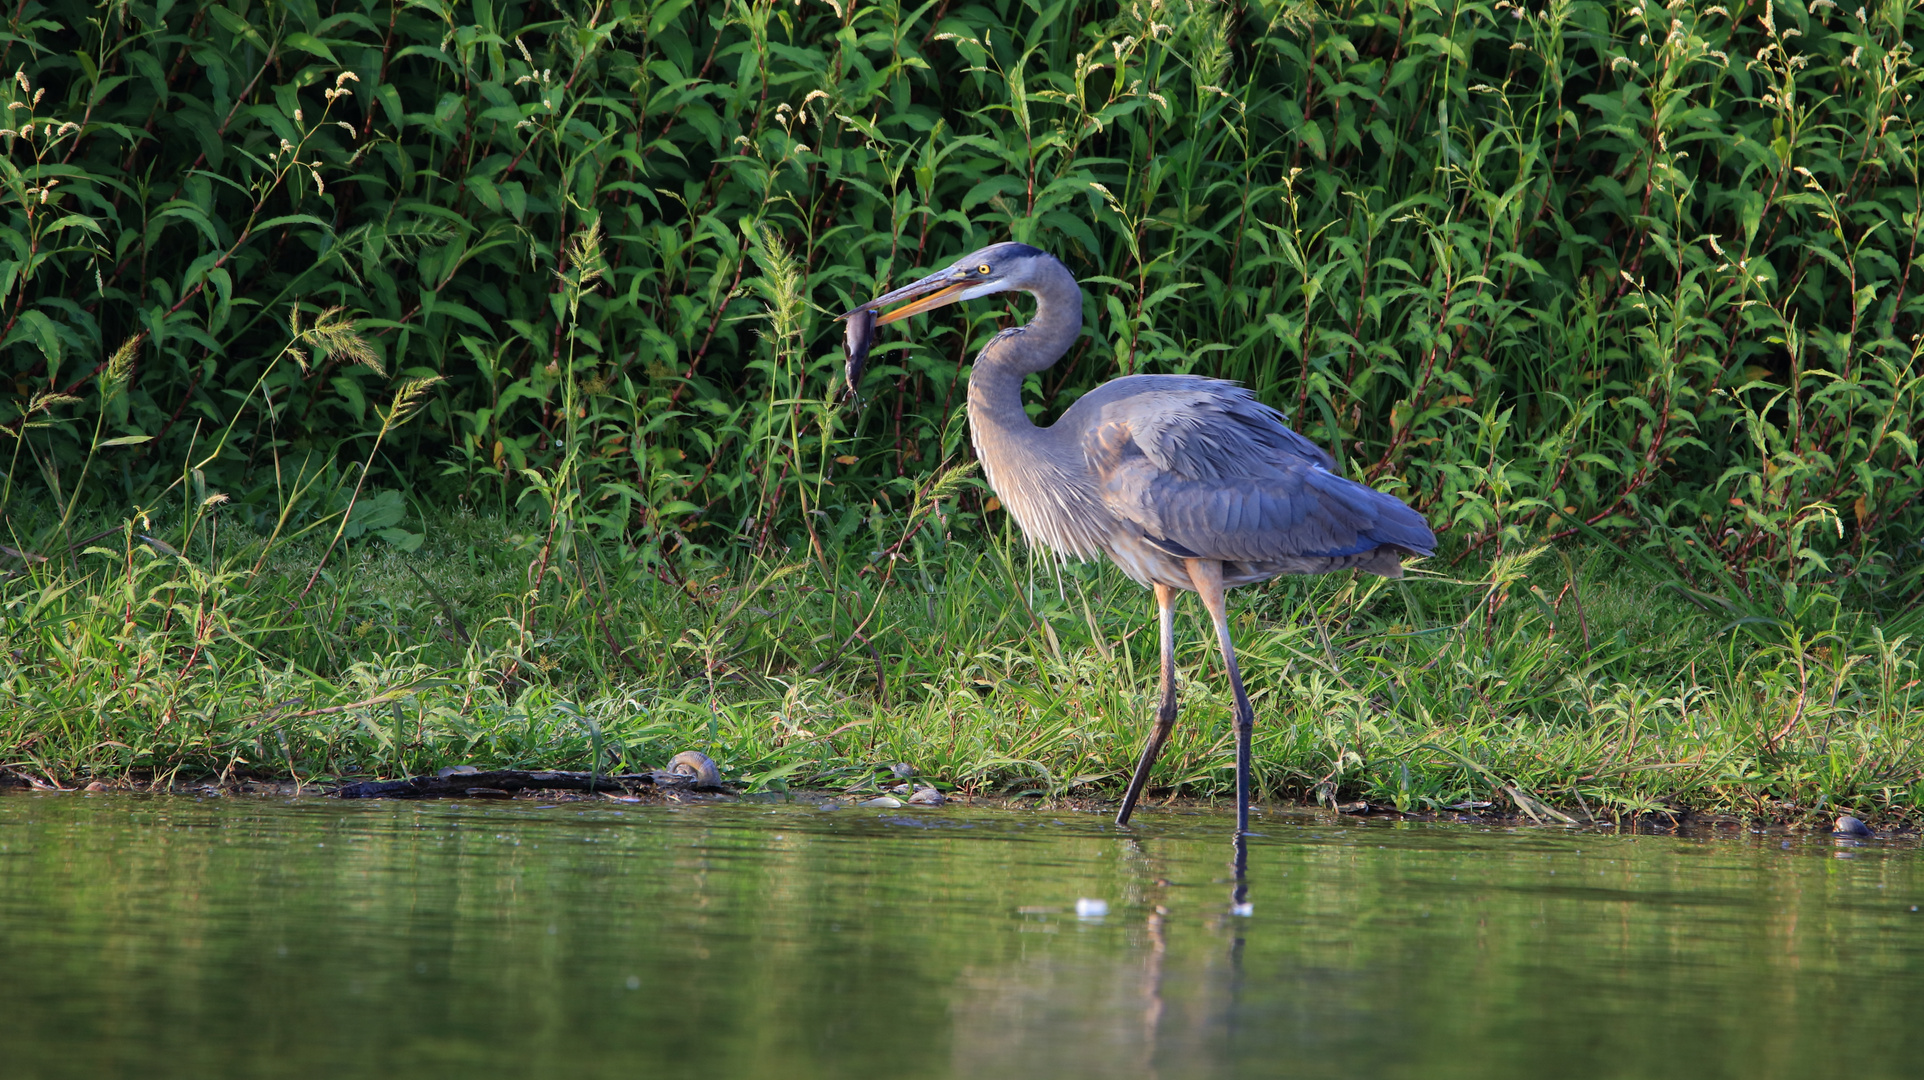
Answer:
[668,751,723,789]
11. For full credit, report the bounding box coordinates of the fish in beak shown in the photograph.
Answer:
[839,265,983,404]
[841,306,875,403]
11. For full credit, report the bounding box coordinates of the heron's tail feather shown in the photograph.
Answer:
[1304,468,1437,558]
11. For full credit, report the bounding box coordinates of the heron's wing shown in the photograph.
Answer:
[1081,384,1435,563]
[1083,381,1335,477]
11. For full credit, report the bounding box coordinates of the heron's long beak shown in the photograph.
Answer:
[872,281,972,324]
[844,267,974,326]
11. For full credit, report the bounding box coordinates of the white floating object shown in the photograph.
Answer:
[861,796,903,808]
[1075,898,1109,918]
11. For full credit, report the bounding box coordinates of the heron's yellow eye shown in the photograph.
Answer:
[977,264,991,274]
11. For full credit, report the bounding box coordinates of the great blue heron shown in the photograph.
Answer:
[844,242,1435,834]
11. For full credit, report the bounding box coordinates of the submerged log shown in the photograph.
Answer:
[331,766,725,800]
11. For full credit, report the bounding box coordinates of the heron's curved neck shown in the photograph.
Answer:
[967,258,1082,428]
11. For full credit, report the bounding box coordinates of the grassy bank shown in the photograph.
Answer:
[3,506,1919,826]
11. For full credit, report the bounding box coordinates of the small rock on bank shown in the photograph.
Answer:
[1834,814,1874,838]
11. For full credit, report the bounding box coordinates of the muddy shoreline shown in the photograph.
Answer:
[4,766,1910,838]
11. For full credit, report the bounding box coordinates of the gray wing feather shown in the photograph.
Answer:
[1079,378,1435,563]
[1089,379,1334,476]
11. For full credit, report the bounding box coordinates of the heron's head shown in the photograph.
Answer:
[839,243,1055,399]
[847,243,1052,326]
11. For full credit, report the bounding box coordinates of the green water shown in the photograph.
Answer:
[1,794,1919,1078]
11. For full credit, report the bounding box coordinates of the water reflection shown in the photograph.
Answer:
[1,795,1921,1079]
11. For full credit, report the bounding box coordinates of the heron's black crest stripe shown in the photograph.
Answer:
[976,241,1047,263]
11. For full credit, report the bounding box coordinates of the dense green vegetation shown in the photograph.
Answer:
[1,0,1920,819]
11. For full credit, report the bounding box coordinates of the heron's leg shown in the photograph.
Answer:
[1187,559,1255,836]
[1115,583,1180,826]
